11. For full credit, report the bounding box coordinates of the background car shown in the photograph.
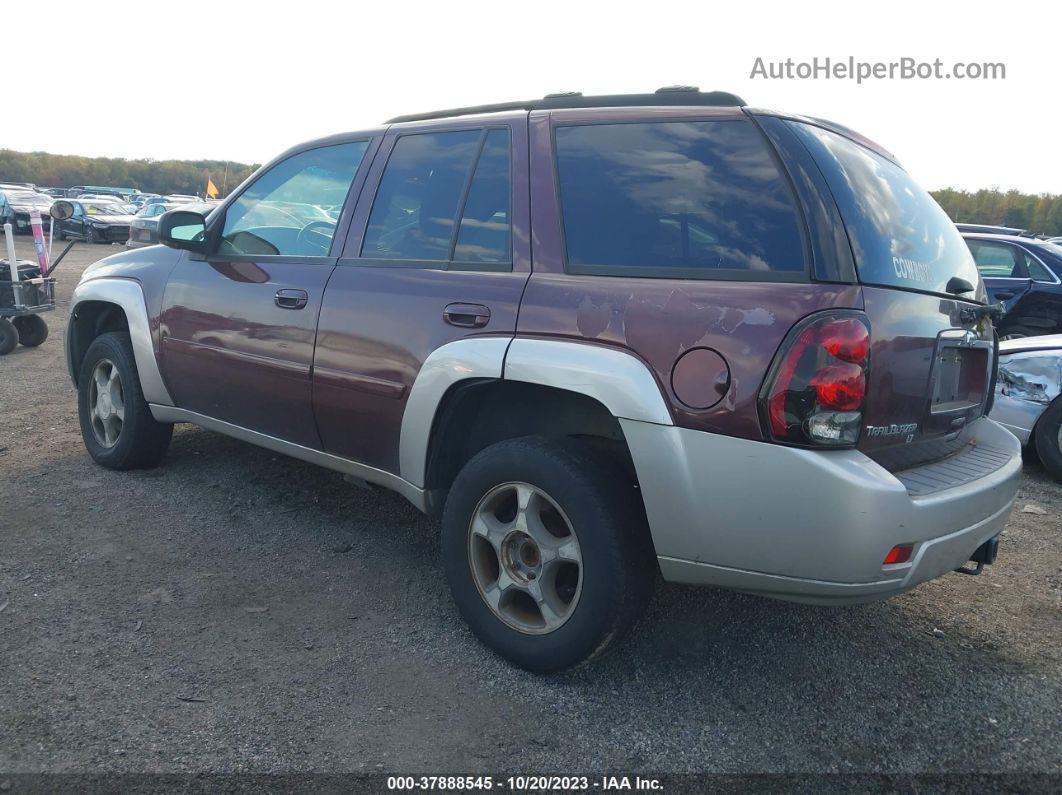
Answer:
[126,200,215,247]
[55,199,135,243]
[142,194,199,208]
[1,190,54,233]
[964,233,1062,338]
[992,335,1062,481]
[956,223,1028,236]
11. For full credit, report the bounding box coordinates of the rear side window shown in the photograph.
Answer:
[791,122,982,300]
[553,119,806,278]
[362,128,512,265]
[968,239,1023,277]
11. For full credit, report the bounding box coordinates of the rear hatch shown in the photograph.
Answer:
[790,120,994,470]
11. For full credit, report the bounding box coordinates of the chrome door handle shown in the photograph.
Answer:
[275,289,308,310]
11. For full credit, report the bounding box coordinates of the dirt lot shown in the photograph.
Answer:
[0,239,1060,777]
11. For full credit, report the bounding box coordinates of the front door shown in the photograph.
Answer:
[159,140,373,448]
[312,118,531,473]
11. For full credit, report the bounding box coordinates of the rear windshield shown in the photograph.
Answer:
[791,121,982,300]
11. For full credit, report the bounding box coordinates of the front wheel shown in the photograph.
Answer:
[1034,396,1062,483]
[442,437,655,672]
[86,226,101,243]
[77,332,173,469]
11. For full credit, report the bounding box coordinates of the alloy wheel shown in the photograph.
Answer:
[467,482,583,635]
[88,359,125,447]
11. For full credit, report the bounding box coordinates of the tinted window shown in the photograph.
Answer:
[554,120,805,276]
[1023,248,1056,282]
[793,122,982,300]
[362,130,482,261]
[968,239,1020,277]
[454,129,511,263]
[220,141,367,257]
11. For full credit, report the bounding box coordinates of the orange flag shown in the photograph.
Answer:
[206,178,219,199]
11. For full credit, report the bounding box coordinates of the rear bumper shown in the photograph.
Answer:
[621,417,1022,605]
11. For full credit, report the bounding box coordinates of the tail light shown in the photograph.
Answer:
[759,311,871,447]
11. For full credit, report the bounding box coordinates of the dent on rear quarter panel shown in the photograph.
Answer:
[516,275,864,439]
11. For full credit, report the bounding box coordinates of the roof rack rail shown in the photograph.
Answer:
[386,87,747,124]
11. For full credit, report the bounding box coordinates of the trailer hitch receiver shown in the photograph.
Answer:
[955,534,999,576]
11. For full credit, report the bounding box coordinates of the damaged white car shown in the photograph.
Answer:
[992,335,1062,480]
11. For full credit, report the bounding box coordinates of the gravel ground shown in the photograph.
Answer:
[0,239,1060,776]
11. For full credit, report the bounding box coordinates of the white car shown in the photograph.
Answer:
[991,334,1062,480]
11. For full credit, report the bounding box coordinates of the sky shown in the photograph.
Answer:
[7,0,1060,194]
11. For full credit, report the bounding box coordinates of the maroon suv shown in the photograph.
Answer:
[65,88,1021,672]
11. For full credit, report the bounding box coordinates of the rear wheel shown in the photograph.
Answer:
[77,332,173,469]
[442,436,654,672]
[0,318,17,355]
[1034,396,1062,483]
[13,314,48,347]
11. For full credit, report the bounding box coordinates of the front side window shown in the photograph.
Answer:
[554,119,806,277]
[361,128,512,265]
[219,141,368,257]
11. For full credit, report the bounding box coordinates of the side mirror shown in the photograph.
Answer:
[50,200,74,220]
[159,210,208,253]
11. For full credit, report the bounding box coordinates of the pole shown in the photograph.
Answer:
[4,223,21,308]
[30,209,49,277]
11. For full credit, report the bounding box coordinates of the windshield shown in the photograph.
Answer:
[790,121,983,301]
[84,203,128,216]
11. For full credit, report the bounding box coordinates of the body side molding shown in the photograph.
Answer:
[399,336,513,487]
[150,405,428,511]
[503,338,673,426]
[67,277,174,406]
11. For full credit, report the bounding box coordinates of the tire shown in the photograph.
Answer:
[77,331,173,469]
[86,226,101,243]
[1034,396,1062,483]
[999,325,1036,341]
[442,436,655,672]
[57,227,66,241]
[0,318,17,355]
[13,314,48,347]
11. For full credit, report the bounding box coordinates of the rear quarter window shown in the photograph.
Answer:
[790,121,982,300]
[553,119,807,279]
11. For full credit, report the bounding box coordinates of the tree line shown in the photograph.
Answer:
[932,188,1062,236]
[0,149,259,198]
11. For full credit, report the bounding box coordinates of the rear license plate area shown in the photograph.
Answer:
[931,340,989,414]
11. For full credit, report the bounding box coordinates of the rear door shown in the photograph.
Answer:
[785,120,995,466]
[159,139,374,448]
[312,115,530,474]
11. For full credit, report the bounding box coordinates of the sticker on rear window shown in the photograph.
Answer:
[893,256,931,282]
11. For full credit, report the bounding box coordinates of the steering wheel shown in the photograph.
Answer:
[295,220,336,254]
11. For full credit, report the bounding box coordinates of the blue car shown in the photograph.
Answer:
[963,233,1062,339]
